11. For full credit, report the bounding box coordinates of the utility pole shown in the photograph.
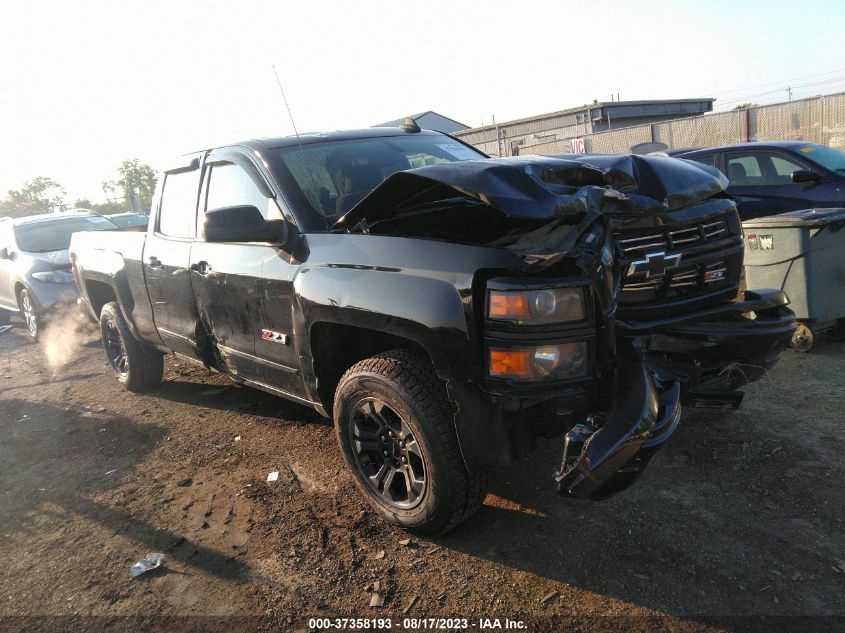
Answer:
[493,115,503,157]
[787,86,793,101]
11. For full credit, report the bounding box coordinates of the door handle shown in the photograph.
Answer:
[147,255,162,269]
[191,261,212,275]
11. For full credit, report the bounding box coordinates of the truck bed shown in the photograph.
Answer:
[70,230,160,345]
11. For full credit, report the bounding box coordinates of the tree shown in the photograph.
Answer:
[733,103,760,110]
[102,159,158,214]
[0,177,66,217]
[74,198,126,215]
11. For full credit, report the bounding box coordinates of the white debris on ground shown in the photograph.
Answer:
[130,553,165,578]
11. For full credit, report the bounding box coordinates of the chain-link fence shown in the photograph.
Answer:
[488,92,845,156]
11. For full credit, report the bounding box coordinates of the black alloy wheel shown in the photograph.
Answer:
[98,301,164,392]
[333,349,487,535]
[103,318,129,377]
[347,396,426,509]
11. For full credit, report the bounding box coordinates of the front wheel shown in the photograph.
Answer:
[334,349,487,535]
[18,289,39,341]
[99,302,164,392]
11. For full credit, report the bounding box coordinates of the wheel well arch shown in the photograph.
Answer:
[309,321,432,414]
[14,282,24,304]
[85,280,117,317]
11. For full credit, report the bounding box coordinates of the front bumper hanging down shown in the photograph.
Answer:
[555,362,682,499]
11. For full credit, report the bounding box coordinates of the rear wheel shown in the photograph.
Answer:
[99,302,164,392]
[334,349,487,535]
[18,289,39,341]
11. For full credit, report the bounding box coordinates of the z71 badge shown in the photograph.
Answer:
[261,329,289,344]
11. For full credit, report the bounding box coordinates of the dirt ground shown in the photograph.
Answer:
[0,313,843,633]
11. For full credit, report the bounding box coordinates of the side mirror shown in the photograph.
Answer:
[792,169,822,184]
[204,205,288,244]
[0,247,9,260]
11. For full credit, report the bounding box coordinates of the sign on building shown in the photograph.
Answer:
[570,138,586,154]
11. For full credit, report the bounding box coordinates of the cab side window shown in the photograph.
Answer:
[205,162,278,219]
[158,170,201,238]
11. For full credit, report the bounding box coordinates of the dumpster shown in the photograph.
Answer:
[743,208,845,351]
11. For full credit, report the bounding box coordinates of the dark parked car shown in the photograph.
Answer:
[70,128,795,534]
[0,211,117,339]
[676,141,845,219]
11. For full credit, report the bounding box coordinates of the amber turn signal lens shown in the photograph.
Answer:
[489,349,532,377]
[488,291,531,319]
[488,287,584,324]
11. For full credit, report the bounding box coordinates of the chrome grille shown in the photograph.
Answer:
[616,216,730,257]
[615,210,742,315]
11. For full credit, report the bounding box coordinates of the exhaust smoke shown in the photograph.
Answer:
[40,304,100,373]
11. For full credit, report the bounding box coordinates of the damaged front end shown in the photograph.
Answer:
[555,364,681,499]
[337,153,797,500]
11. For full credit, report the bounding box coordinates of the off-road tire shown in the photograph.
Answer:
[334,349,487,535]
[99,302,164,392]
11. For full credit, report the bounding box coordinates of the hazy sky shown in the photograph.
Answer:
[2,0,845,203]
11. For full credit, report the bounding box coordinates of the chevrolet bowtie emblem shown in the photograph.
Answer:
[627,251,683,279]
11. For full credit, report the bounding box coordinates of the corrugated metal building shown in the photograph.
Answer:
[453,98,715,156]
[374,111,470,134]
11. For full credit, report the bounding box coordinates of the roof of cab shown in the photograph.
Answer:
[246,127,447,151]
[177,128,458,170]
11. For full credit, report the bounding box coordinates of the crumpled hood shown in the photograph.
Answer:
[334,154,728,230]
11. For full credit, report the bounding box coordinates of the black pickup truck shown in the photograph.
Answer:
[70,126,797,534]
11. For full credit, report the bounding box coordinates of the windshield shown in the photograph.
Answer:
[796,144,845,175]
[14,216,116,252]
[276,135,485,225]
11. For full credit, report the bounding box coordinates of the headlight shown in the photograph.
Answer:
[31,270,74,284]
[489,342,588,381]
[488,287,584,324]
